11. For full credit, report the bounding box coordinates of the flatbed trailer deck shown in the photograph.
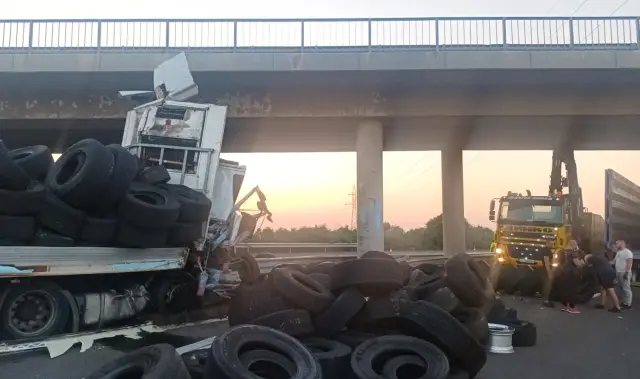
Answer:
[0,247,188,277]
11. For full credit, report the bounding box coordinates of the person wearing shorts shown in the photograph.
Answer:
[586,251,621,313]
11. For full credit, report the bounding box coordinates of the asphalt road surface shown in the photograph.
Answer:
[1,292,639,379]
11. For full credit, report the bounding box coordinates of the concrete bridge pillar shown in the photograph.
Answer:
[441,147,466,257]
[356,119,384,254]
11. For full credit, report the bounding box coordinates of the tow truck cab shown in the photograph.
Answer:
[489,194,566,268]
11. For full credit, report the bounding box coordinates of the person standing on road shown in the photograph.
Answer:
[557,240,584,314]
[614,240,633,310]
[542,240,557,308]
[585,250,622,313]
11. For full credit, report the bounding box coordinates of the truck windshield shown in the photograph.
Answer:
[499,198,564,225]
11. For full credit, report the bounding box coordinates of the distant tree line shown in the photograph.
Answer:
[251,214,494,251]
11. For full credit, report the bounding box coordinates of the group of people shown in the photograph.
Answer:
[541,239,634,314]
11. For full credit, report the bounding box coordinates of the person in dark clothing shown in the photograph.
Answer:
[556,240,584,314]
[586,249,622,312]
[541,240,557,308]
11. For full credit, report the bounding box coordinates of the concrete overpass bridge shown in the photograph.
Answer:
[1,16,640,255]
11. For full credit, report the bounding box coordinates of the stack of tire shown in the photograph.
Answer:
[0,139,211,248]
[83,253,538,379]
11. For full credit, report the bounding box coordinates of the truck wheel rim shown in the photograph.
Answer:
[8,290,58,337]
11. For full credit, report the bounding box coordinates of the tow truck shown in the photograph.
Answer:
[0,53,271,343]
[488,148,604,294]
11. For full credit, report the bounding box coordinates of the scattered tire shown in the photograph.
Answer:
[330,258,404,296]
[497,267,524,294]
[314,287,366,337]
[136,165,171,185]
[334,330,383,349]
[160,184,212,223]
[9,145,54,182]
[181,349,208,379]
[355,298,486,378]
[445,253,491,308]
[271,269,334,313]
[0,182,45,215]
[516,270,544,297]
[505,320,537,347]
[205,324,321,379]
[306,261,337,275]
[416,263,444,275]
[232,250,261,284]
[118,183,180,229]
[227,281,295,326]
[168,222,204,246]
[0,281,70,340]
[301,338,351,378]
[250,309,315,337]
[0,215,36,242]
[80,215,117,245]
[400,262,414,284]
[92,144,139,213]
[85,344,191,379]
[450,307,490,344]
[361,250,393,259]
[238,349,297,377]
[449,367,471,379]
[351,335,450,379]
[428,287,461,313]
[307,273,331,289]
[45,139,115,209]
[115,221,168,248]
[412,270,447,300]
[37,191,85,238]
[32,228,75,247]
[382,355,428,379]
[0,148,30,191]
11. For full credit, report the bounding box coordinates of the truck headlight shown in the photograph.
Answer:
[495,247,503,254]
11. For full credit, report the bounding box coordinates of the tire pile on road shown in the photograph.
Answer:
[83,252,539,378]
[0,139,211,248]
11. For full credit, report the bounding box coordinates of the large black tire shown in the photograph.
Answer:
[118,184,180,229]
[330,258,404,296]
[351,336,450,379]
[114,221,168,248]
[504,320,537,347]
[301,338,351,378]
[159,184,212,223]
[205,325,321,379]
[445,253,491,308]
[0,182,46,215]
[81,215,118,245]
[354,298,486,378]
[250,309,315,337]
[314,287,366,337]
[37,191,85,238]
[91,144,139,214]
[0,148,30,191]
[136,165,171,185]
[227,281,296,326]
[497,267,525,294]
[168,222,204,246]
[516,270,544,297]
[0,215,36,242]
[45,139,115,209]
[9,145,54,182]
[0,281,70,340]
[86,344,191,379]
[271,269,334,313]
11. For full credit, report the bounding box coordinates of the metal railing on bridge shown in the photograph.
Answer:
[1,17,639,51]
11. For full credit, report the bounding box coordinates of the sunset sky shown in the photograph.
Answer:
[5,0,640,229]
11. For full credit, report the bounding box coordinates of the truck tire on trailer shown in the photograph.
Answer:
[92,144,139,213]
[0,281,70,340]
[118,184,180,229]
[8,145,54,182]
[45,139,115,209]
[0,182,45,216]
[0,147,30,191]
[159,184,212,223]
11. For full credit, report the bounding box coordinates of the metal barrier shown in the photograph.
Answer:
[1,17,639,51]
[256,251,493,273]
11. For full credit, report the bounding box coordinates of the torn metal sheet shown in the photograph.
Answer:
[0,318,226,358]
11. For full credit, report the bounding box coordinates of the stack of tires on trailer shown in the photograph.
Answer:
[0,139,211,248]
[86,252,537,379]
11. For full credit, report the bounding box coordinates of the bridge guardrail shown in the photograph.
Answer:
[1,17,639,51]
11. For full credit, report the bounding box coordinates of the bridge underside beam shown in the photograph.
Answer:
[1,88,640,119]
[2,115,638,153]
